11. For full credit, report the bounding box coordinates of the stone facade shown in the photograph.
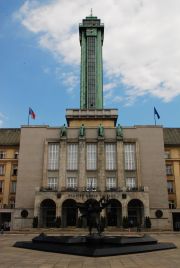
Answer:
[13,124,171,230]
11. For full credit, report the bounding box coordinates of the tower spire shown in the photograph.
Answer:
[90,8,93,16]
[79,15,104,109]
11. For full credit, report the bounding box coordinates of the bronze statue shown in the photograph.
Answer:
[116,124,123,138]
[60,124,67,137]
[79,124,85,137]
[98,124,104,137]
[77,196,109,235]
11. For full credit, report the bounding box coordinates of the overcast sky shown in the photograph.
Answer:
[1,0,180,127]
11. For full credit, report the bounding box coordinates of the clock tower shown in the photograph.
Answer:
[79,15,104,109]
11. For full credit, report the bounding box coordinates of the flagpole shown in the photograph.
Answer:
[154,113,156,126]
[28,109,30,126]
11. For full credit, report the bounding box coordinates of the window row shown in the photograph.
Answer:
[0,151,19,159]
[48,143,136,171]
[47,177,137,191]
[0,181,16,193]
[0,165,18,176]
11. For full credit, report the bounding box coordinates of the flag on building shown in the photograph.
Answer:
[29,107,36,119]
[154,107,160,119]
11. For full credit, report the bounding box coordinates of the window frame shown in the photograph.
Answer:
[126,177,136,190]
[47,177,58,190]
[124,143,136,171]
[105,144,116,170]
[86,144,97,170]
[48,143,59,171]
[86,177,97,191]
[67,144,78,170]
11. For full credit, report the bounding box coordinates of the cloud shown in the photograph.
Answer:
[55,68,79,93]
[15,0,180,104]
[0,113,6,127]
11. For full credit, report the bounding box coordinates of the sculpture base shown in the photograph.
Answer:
[14,234,176,257]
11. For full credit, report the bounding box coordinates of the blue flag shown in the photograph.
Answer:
[154,107,160,119]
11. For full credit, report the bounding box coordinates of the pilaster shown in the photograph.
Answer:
[59,138,67,189]
[117,140,125,188]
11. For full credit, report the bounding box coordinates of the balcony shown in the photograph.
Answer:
[39,186,58,192]
[37,186,148,194]
[0,203,15,209]
[105,186,148,192]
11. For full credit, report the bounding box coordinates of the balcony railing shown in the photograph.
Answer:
[0,204,15,209]
[38,186,148,193]
[39,186,58,192]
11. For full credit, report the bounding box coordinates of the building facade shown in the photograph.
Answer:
[164,128,180,230]
[13,15,172,230]
[0,129,20,227]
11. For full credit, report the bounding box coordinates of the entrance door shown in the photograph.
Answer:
[173,213,180,231]
[40,199,56,227]
[128,199,144,227]
[106,199,122,227]
[62,199,77,227]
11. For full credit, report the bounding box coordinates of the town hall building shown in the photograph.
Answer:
[13,15,171,230]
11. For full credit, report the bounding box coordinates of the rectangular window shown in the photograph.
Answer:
[87,144,97,170]
[106,177,116,190]
[0,151,6,159]
[0,165,5,175]
[67,177,77,190]
[0,181,4,192]
[166,165,173,175]
[167,181,174,193]
[169,200,176,209]
[86,177,97,191]
[48,144,59,170]
[11,181,16,193]
[48,177,58,190]
[124,144,136,170]
[126,177,136,189]
[14,151,19,159]
[105,144,116,170]
[67,144,78,170]
[12,165,18,176]
[164,151,170,159]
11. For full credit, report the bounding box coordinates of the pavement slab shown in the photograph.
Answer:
[0,233,179,268]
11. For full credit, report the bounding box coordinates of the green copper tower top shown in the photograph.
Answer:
[79,15,104,109]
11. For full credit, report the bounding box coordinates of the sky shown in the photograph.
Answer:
[1,0,180,128]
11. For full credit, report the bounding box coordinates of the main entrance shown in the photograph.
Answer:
[106,199,122,227]
[128,199,144,227]
[62,199,77,227]
[40,199,56,227]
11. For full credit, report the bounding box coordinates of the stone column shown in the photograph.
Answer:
[56,200,62,217]
[122,201,128,218]
[98,138,105,191]
[59,138,67,190]
[136,141,141,187]
[42,141,48,187]
[79,138,86,189]
[117,140,125,188]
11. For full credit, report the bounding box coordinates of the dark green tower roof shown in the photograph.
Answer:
[79,15,104,109]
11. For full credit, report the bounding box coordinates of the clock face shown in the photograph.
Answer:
[86,28,97,36]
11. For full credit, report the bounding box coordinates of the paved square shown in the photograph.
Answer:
[0,233,180,268]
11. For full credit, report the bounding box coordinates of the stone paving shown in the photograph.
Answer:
[0,232,180,267]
